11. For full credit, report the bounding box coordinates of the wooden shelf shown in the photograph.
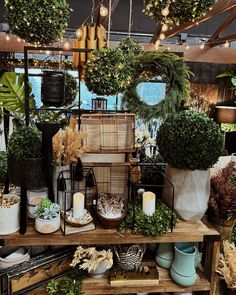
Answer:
[82,268,210,294]
[0,219,219,246]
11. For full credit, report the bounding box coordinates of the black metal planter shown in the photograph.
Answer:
[41,70,65,107]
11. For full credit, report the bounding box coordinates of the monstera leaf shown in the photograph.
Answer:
[0,72,35,113]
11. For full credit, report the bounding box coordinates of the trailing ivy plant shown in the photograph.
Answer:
[122,50,191,121]
[5,0,71,45]
[84,48,134,96]
[143,0,215,26]
[119,200,177,236]
[47,268,85,295]
[157,110,224,170]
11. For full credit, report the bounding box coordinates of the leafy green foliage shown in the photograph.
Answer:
[8,126,42,159]
[118,37,141,52]
[34,199,60,220]
[119,200,177,236]
[85,48,134,96]
[157,110,224,170]
[65,73,77,105]
[0,151,7,183]
[0,72,35,114]
[122,50,191,120]
[5,0,71,46]
[144,0,215,26]
[47,268,85,295]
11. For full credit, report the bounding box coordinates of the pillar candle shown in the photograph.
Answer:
[142,191,156,216]
[73,192,85,219]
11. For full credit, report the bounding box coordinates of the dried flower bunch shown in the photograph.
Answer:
[209,161,236,219]
[217,240,236,288]
[97,193,125,219]
[70,246,113,272]
[53,127,88,166]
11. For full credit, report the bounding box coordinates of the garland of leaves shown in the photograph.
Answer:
[122,50,191,121]
[84,48,134,96]
[119,200,177,236]
[144,0,215,26]
[5,0,71,45]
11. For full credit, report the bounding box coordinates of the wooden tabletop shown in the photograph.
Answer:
[0,219,219,246]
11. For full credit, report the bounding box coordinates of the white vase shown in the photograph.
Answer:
[88,261,108,279]
[35,214,60,234]
[27,188,48,219]
[52,164,71,210]
[163,165,210,221]
[0,194,20,235]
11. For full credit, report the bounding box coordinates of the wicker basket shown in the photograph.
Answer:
[113,244,146,271]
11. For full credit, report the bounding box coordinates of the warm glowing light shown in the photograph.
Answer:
[6,34,10,41]
[76,28,83,39]
[100,4,108,17]
[64,41,71,49]
[17,37,21,42]
[159,33,165,40]
[200,43,205,49]
[224,40,230,48]
[45,50,51,55]
[162,23,168,32]
[185,44,190,50]
[161,6,170,17]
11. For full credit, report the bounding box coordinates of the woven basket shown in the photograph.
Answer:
[113,244,146,271]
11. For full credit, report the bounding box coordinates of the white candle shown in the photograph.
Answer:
[142,191,156,216]
[73,192,85,219]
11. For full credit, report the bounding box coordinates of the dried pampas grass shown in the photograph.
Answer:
[217,240,236,288]
[53,126,88,166]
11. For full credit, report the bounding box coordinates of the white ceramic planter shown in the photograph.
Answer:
[27,188,48,205]
[35,214,60,234]
[0,194,20,235]
[52,164,71,210]
[0,247,30,269]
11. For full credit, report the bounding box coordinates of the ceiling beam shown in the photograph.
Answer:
[151,0,236,43]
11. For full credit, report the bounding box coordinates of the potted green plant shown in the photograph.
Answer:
[208,161,236,246]
[70,246,113,279]
[7,126,45,188]
[34,198,60,234]
[157,110,224,221]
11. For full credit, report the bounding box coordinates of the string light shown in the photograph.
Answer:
[45,50,51,55]
[161,5,170,17]
[63,40,71,49]
[5,34,10,41]
[162,23,168,32]
[185,44,190,50]
[159,33,166,40]
[17,37,21,42]
[75,28,83,39]
[224,40,230,48]
[100,4,108,17]
[200,43,205,49]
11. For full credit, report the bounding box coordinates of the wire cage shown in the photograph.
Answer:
[128,158,175,232]
[57,166,98,236]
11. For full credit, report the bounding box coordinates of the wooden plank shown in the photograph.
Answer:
[82,268,210,294]
[0,219,219,246]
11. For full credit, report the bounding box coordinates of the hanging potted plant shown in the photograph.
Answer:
[208,161,236,247]
[34,198,60,234]
[70,246,113,279]
[52,126,88,209]
[157,110,224,221]
[7,126,45,188]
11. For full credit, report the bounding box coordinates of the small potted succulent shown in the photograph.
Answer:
[157,110,224,221]
[70,246,113,279]
[7,126,45,188]
[34,199,60,234]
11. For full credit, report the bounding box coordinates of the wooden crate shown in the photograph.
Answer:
[83,162,130,198]
[80,113,135,152]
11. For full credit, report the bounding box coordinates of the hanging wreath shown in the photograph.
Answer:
[5,0,71,45]
[143,0,215,26]
[84,48,134,96]
[122,50,191,121]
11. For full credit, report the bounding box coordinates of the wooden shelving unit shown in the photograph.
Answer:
[0,219,220,295]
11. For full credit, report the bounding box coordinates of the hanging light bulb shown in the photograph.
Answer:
[161,5,170,17]
[64,40,71,50]
[162,23,168,32]
[185,44,190,50]
[76,28,83,39]
[224,40,230,48]
[100,4,108,17]
[200,43,205,50]
[17,37,21,42]
[159,33,166,40]
[5,34,10,41]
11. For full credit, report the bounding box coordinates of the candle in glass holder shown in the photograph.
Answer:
[142,191,156,216]
[73,192,85,219]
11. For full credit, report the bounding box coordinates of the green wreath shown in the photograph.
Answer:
[144,0,215,26]
[5,0,71,45]
[122,50,191,121]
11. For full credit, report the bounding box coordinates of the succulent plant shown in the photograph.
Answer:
[34,199,60,220]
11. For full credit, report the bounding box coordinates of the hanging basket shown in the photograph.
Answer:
[113,244,146,271]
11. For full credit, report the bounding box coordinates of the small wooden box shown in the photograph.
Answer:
[81,113,135,152]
